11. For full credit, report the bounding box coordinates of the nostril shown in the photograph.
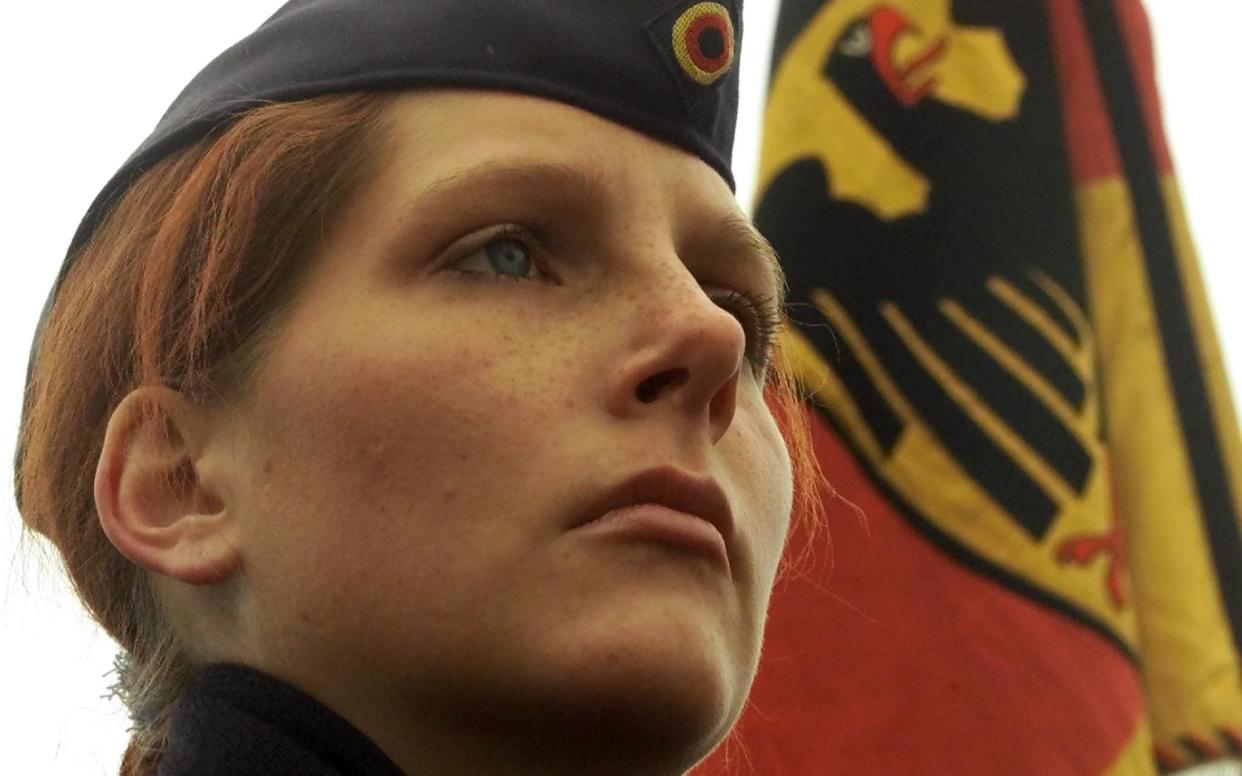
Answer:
[637,374,665,403]
[637,370,687,402]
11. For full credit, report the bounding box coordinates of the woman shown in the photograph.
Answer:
[14,1,828,774]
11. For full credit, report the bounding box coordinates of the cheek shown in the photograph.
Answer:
[732,397,795,579]
[237,307,565,587]
[231,319,550,650]
[300,285,541,446]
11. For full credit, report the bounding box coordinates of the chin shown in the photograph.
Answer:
[520,614,748,770]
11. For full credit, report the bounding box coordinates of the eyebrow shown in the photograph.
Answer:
[409,159,787,308]
[408,158,608,216]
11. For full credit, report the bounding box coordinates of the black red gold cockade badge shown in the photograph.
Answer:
[671,2,735,85]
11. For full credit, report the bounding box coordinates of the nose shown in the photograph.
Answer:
[608,269,745,442]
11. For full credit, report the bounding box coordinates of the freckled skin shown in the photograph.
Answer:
[170,91,794,775]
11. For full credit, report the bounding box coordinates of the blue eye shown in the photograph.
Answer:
[484,239,530,275]
[448,225,542,282]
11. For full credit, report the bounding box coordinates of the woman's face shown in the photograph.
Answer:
[198,90,793,773]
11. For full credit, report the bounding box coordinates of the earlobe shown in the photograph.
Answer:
[94,386,240,586]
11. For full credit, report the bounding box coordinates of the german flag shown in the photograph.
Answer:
[693,1,1242,773]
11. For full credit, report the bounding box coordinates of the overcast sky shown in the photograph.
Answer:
[2,3,1238,773]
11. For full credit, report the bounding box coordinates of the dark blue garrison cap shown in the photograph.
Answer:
[16,0,745,502]
[70,0,745,269]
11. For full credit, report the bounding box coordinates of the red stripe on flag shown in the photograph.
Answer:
[1045,0,1122,182]
[1044,0,1173,183]
[1112,0,1174,174]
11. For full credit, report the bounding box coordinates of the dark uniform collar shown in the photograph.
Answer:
[157,662,406,776]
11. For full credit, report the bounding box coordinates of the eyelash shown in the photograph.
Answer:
[446,224,784,377]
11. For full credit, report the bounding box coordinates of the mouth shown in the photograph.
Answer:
[570,465,734,569]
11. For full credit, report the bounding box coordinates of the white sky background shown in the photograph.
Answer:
[0,2,1237,773]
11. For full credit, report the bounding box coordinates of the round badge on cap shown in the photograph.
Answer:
[672,2,735,85]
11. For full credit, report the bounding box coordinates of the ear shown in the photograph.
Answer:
[95,385,240,586]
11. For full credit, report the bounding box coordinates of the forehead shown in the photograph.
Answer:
[378,90,723,198]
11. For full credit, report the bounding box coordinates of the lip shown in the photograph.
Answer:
[573,503,730,569]
[570,466,734,567]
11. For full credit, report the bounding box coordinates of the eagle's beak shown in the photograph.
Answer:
[868,5,948,107]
